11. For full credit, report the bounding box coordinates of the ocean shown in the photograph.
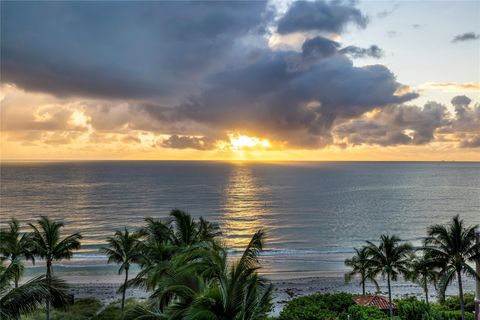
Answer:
[1,161,479,281]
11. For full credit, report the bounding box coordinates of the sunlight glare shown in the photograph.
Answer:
[226,133,272,151]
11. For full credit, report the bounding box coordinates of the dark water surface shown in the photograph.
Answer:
[1,161,479,279]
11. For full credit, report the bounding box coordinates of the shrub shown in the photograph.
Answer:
[22,298,102,320]
[93,298,145,320]
[439,310,474,320]
[442,293,475,313]
[397,298,442,320]
[279,293,355,320]
[340,305,389,320]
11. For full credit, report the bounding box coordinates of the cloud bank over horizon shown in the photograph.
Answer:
[1,0,479,159]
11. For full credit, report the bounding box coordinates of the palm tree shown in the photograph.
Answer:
[424,215,480,320]
[364,235,412,317]
[0,218,35,288]
[101,228,142,320]
[144,230,272,320]
[406,253,439,304]
[132,217,176,292]
[345,247,379,295]
[131,211,221,292]
[0,260,68,320]
[28,216,82,320]
[169,209,221,248]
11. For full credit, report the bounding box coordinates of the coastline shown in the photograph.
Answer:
[64,275,477,316]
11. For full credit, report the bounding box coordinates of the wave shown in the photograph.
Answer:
[229,248,354,256]
[67,248,353,261]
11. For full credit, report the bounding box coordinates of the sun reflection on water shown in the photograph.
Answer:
[220,163,274,251]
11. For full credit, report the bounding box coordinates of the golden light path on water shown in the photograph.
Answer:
[220,163,277,251]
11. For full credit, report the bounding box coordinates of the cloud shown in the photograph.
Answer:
[420,82,480,92]
[302,37,384,60]
[339,45,384,59]
[376,3,400,19]
[452,32,480,43]
[335,95,480,149]
[160,135,215,150]
[3,1,478,154]
[1,1,268,100]
[334,102,450,146]
[276,0,368,35]
[451,95,472,108]
[143,47,418,148]
[449,95,479,133]
[302,36,340,59]
[459,136,480,148]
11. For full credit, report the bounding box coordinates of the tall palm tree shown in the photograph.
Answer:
[364,235,412,317]
[424,215,480,320]
[0,259,68,320]
[344,247,379,295]
[0,218,35,288]
[406,253,439,304]
[101,228,142,320]
[28,217,82,320]
[132,217,176,292]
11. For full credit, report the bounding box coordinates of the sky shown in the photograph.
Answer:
[1,0,479,161]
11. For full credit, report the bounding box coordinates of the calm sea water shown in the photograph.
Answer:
[1,161,479,280]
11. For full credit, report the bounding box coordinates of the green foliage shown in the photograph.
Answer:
[22,298,102,320]
[437,310,474,320]
[1,261,69,320]
[342,305,389,320]
[279,293,355,320]
[442,293,475,313]
[424,214,480,320]
[344,247,379,294]
[93,299,145,320]
[397,298,442,320]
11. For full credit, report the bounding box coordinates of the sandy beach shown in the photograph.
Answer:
[66,275,477,316]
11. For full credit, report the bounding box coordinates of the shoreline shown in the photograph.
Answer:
[64,275,477,316]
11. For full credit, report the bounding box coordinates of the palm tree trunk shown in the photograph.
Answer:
[121,267,128,320]
[457,270,465,320]
[362,278,366,296]
[424,277,429,305]
[14,272,19,288]
[387,272,393,318]
[46,259,52,320]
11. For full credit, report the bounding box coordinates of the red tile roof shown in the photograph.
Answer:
[353,295,397,310]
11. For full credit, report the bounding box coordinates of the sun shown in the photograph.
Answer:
[219,133,272,151]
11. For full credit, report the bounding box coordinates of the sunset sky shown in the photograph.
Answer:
[1,0,479,161]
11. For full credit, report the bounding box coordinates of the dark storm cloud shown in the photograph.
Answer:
[1,1,268,99]
[460,136,480,148]
[335,95,480,149]
[277,0,368,35]
[144,48,418,148]
[452,32,480,43]
[160,135,215,150]
[6,0,451,150]
[335,102,450,146]
[302,36,340,59]
[302,37,384,61]
[339,45,384,59]
[451,95,472,108]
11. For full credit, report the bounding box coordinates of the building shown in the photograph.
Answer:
[353,295,397,314]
